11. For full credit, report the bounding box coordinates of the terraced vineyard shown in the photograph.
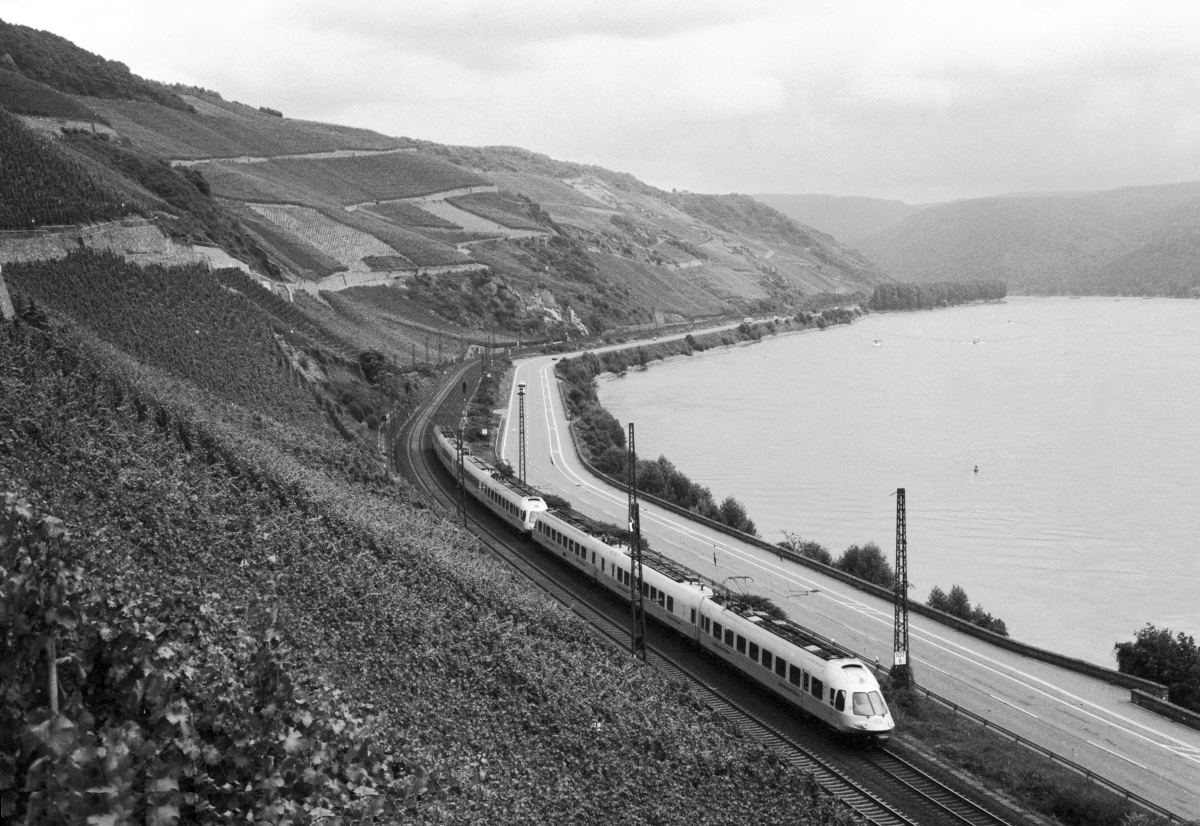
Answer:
[0,108,146,229]
[331,208,468,267]
[360,200,461,228]
[205,152,491,206]
[86,96,406,160]
[248,204,406,271]
[447,190,545,231]
[0,67,106,121]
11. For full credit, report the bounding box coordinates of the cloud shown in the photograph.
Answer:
[4,0,1200,201]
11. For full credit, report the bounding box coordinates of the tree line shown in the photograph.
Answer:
[1115,625,1200,712]
[869,280,1007,311]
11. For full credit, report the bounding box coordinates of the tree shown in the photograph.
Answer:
[927,584,1008,636]
[1115,625,1200,712]
[718,495,757,536]
[835,542,894,588]
[358,350,386,384]
[778,531,833,565]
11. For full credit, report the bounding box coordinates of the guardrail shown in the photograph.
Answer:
[561,410,1168,699]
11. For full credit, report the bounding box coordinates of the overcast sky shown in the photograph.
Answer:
[5,0,1200,203]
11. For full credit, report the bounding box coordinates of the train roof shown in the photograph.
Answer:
[718,602,852,662]
[436,425,545,501]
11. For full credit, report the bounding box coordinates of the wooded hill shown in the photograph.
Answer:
[833,184,1200,297]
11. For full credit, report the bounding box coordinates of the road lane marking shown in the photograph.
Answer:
[1088,740,1149,771]
[991,694,1040,720]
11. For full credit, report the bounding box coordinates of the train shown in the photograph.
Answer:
[432,426,895,744]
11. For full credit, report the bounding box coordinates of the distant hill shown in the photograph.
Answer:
[853,182,1200,296]
[752,193,920,244]
[0,17,186,109]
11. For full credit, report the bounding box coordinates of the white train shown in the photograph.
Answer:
[432,426,894,743]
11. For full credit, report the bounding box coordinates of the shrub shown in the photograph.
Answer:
[1114,625,1200,712]
[777,531,833,565]
[927,584,1009,636]
[835,542,894,588]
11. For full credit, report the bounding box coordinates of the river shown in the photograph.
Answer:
[597,297,1200,665]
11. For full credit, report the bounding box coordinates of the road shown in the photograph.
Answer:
[498,349,1200,822]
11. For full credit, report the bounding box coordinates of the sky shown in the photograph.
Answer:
[4,0,1200,203]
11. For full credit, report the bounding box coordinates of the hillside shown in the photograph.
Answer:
[753,193,921,244]
[853,181,1200,296]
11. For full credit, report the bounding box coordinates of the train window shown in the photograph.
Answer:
[667,596,674,613]
[811,677,823,699]
[650,586,658,601]
[520,510,526,521]
[829,688,835,706]
[601,558,605,572]
[713,622,723,640]
[775,657,787,679]
[802,671,809,691]
[788,664,801,687]
[761,650,773,670]
[592,552,596,565]
[642,582,650,597]
[690,608,696,624]
[835,690,846,712]
[748,642,759,661]
[658,593,665,608]
[735,635,746,655]
[724,629,734,647]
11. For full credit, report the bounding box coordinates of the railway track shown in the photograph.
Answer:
[397,361,1027,826]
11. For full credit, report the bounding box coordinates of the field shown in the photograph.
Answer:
[0,67,107,121]
[206,152,491,206]
[235,205,347,280]
[248,204,405,271]
[0,108,144,229]
[331,207,467,267]
[85,97,407,160]
[361,200,461,228]
[3,250,327,430]
[446,190,545,231]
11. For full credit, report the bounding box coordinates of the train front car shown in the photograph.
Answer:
[696,596,895,745]
[433,426,546,533]
[820,660,894,744]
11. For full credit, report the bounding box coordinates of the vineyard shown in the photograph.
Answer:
[0,108,143,229]
[85,96,406,160]
[447,190,546,231]
[332,207,467,267]
[361,199,461,228]
[236,205,348,280]
[248,204,405,271]
[0,67,106,121]
[3,250,326,431]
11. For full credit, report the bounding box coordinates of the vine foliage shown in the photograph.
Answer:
[0,494,400,825]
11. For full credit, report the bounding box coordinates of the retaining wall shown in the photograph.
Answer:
[1131,690,1200,731]
[562,412,1168,698]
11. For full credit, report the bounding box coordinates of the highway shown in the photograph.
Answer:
[498,348,1200,822]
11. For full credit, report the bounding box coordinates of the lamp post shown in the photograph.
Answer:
[517,381,526,484]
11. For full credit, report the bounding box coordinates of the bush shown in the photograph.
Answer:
[777,531,833,566]
[927,584,1009,636]
[834,542,893,588]
[1114,625,1200,712]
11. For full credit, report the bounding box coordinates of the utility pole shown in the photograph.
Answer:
[628,423,646,659]
[456,424,467,527]
[892,487,912,687]
[517,381,527,484]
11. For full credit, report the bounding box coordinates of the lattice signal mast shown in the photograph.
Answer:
[517,381,527,484]
[628,423,646,659]
[892,487,912,687]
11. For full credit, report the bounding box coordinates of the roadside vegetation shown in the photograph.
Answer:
[868,280,1007,311]
[778,533,896,589]
[927,584,1009,636]
[1115,625,1200,712]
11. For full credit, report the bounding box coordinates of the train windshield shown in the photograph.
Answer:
[852,691,888,717]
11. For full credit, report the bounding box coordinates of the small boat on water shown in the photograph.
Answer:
[972,336,981,344]
[872,339,882,347]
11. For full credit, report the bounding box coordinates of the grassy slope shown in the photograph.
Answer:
[0,66,106,121]
[0,305,850,824]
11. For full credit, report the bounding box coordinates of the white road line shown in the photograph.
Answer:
[991,694,1040,720]
[1088,740,1149,771]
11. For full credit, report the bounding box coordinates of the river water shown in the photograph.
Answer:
[597,297,1200,664]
